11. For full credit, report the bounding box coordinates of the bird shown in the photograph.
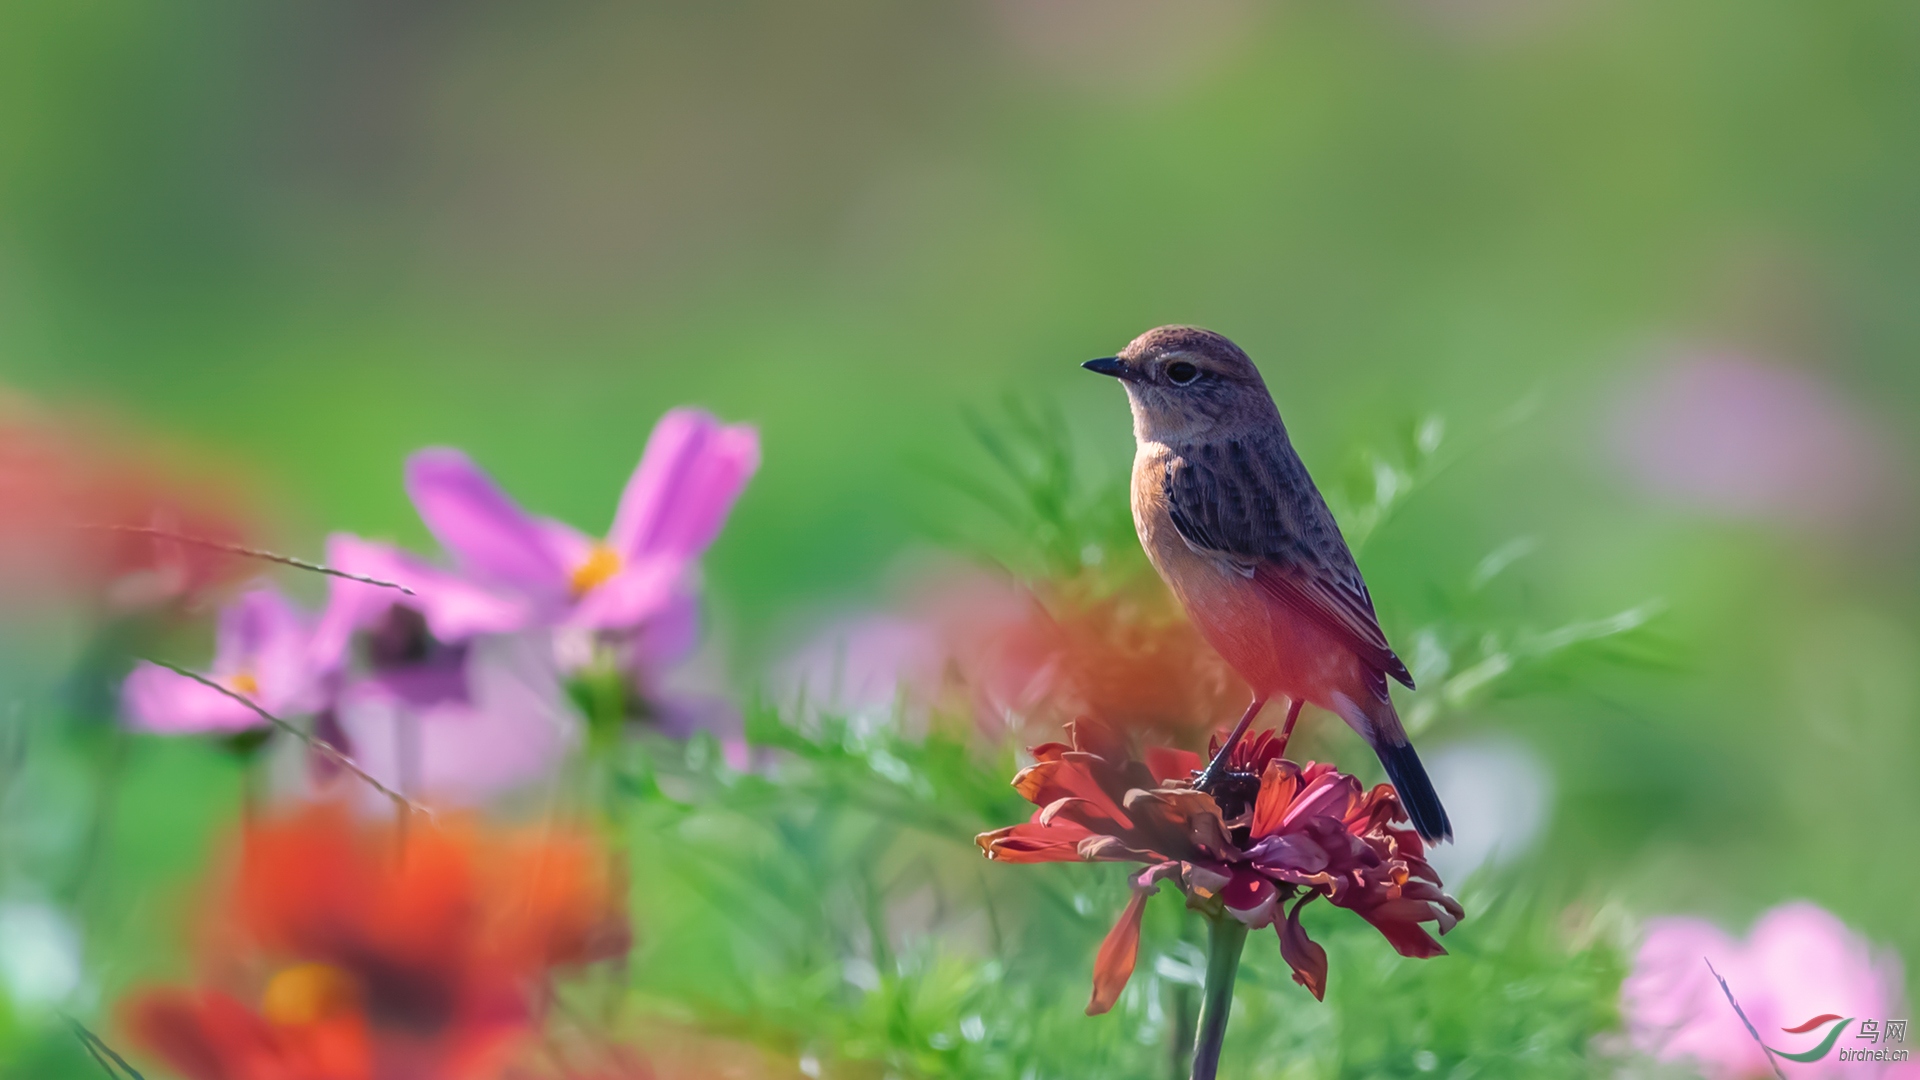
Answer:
[1082,325,1451,842]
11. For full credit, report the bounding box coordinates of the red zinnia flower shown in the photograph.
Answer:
[977,720,1462,1010]
[121,805,629,1080]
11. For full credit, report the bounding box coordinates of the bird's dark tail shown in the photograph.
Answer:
[1374,739,1452,844]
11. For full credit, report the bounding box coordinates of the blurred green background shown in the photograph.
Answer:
[2,0,1917,1075]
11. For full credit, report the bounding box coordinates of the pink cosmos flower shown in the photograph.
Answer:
[404,409,759,637]
[323,634,581,806]
[306,532,530,717]
[121,586,321,733]
[771,612,945,728]
[292,536,579,800]
[1605,351,1904,533]
[308,406,755,719]
[1623,901,1915,1078]
[312,533,532,669]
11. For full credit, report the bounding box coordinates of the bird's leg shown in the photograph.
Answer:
[1195,695,1266,793]
[1269,698,1305,760]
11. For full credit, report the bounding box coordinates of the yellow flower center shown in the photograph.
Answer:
[260,962,358,1026]
[569,544,622,597]
[228,671,260,696]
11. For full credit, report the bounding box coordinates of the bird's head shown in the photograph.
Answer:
[1083,326,1276,443]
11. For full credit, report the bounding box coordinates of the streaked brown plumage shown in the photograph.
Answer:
[1084,326,1451,842]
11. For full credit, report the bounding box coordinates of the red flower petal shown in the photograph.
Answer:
[1087,891,1151,1016]
[1221,867,1276,914]
[1028,742,1071,763]
[1249,760,1300,840]
[1145,745,1201,785]
[976,822,1094,864]
[1278,896,1328,1001]
[1280,771,1363,832]
[1361,905,1449,959]
[1013,759,1135,831]
[1077,834,1164,863]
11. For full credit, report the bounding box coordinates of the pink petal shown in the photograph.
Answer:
[330,634,578,806]
[720,737,754,772]
[314,535,533,670]
[213,587,317,714]
[211,587,303,673]
[125,587,321,731]
[535,517,597,574]
[1280,770,1362,831]
[648,688,741,742]
[1248,831,1330,875]
[121,663,264,734]
[565,555,683,632]
[607,410,760,563]
[624,588,701,670]
[405,448,566,594]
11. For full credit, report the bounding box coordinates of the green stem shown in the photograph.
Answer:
[1191,913,1249,1080]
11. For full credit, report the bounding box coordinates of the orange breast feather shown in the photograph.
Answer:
[1131,444,1361,706]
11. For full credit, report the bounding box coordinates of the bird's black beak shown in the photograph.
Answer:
[1082,357,1135,382]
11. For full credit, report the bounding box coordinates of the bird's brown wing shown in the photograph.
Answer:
[1163,433,1414,692]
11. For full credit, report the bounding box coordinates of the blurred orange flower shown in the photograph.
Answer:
[951,578,1245,743]
[0,391,252,610]
[122,805,629,1080]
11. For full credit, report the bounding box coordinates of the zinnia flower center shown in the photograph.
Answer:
[1208,768,1263,824]
[260,962,359,1026]
[570,544,622,596]
[227,670,260,696]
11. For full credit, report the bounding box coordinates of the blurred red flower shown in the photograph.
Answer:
[951,579,1246,743]
[977,719,1461,1011]
[0,391,253,610]
[122,805,629,1080]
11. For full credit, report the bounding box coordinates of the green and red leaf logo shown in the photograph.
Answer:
[1770,1014,1853,1063]
[1707,959,1855,1077]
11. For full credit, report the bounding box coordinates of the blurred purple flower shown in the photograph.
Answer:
[124,407,756,784]
[294,540,583,801]
[1606,352,1902,531]
[405,408,759,637]
[308,532,529,715]
[770,612,944,728]
[323,634,581,806]
[312,533,531,669]
[1623,901,1913,1078]
[121,586,321,734]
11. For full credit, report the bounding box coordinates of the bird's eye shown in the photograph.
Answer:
[1166,361,1200,385]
